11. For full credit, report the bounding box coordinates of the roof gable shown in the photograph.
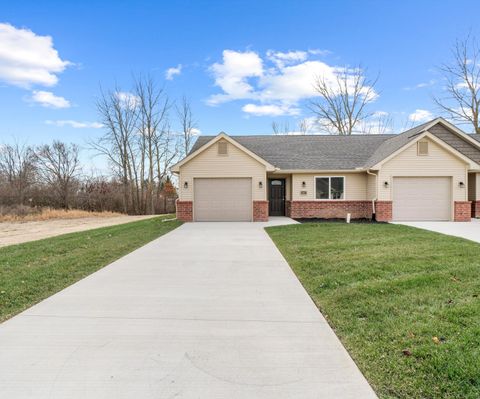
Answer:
[171,132,276,172]
[177,118,480,172]
[369,131,480,169]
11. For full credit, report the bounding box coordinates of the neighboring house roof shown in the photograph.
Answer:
[186,117,480,171]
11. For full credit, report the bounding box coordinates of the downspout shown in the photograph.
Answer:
[366,169,377,221]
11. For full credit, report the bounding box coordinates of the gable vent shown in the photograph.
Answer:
[417,141,428,155]
[218,141,228,155]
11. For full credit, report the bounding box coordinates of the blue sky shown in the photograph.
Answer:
[1,0,480,168]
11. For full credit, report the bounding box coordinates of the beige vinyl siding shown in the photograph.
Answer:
[291,173,368,201]
[179,139,267,201]
[366,173,377,200]
[377,137,468,201]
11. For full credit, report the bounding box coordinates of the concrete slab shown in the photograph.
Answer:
[0,217,377,398]
[395,219,480,243]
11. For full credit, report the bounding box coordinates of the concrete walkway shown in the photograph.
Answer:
[396,219,480,243]
[0,217,377,398]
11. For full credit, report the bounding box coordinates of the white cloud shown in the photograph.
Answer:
[266,50,308,68]
[29,90,70,108]
[242,103,300,117]
[45,120,103,129]
[408,109,434,123]
[116,91,140,108]
[207,49,376,117]
[0,23,70,88]
[190,127,201,136]
[403,79,436,91]
[165,64,182,80]
[308,49,330,56]
[372,110,389,118]
[207,50,263,105]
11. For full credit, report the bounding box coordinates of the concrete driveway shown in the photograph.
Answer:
[396,219,480,243]
[0,217,376,399]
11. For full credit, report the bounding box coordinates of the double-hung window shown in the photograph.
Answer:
[315,176,344,200]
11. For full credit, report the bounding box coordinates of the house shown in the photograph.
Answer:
[171,117,480,222]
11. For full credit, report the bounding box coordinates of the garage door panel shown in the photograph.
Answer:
[393,177,451,221]
[194,178,252,221]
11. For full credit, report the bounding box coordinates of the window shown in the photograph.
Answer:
[417,141,428,156]
[218,141,228,155]
[315,176,344,200]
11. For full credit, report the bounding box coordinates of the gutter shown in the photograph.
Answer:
[366,169,377,220]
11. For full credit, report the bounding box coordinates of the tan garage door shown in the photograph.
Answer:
[194,178,252,221]
[393,177,451,221]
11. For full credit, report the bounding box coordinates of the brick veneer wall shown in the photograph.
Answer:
[289,201,373,219]
[176,200,193,222]
[375,201,392,222]
[285,200,292,218]
[471,200,480,218]
[253,200,269,222]
[454,201,472,222]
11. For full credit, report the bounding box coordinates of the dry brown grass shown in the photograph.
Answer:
[0,206,122,223]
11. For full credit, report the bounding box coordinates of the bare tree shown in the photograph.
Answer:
[35,141,81,209]
[91,76,179,215]
[361,113,393,135]
[0,141,36,204]
[298,118,310,135]
[434,35,480,133]
[176,95,197,155]
[135,75,171,214]
[271,119,312,135]
[271,120,291,135]
[91,87,139,213]
[309,66,378,135]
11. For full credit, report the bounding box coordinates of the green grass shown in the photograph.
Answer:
[0,215,182,322]
[266,223,480,399]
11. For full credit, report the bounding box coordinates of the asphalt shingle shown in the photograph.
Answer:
[189,119,480,170]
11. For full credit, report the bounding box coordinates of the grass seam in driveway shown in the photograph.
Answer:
[0,215,182,323]
[266,222,480,399]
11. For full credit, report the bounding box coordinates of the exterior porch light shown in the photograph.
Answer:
[459,181,465,188]
[384,181,389,187]
[183,181,188,189]
[302,181,306,188]
[259,181,263,189]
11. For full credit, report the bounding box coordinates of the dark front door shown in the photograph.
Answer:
[269,179,285,216]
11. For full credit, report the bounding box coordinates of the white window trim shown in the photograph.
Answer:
[314,176,346,200]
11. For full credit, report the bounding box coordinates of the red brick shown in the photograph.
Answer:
[176,200,193,222]
[375,201,392,222]
[289,201,373,219]
[285,200,292,217]
[454,201,471,222]
[253,200,269,222]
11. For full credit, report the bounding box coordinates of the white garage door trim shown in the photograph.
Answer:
[194,178,253,222]
[392,176,452,221]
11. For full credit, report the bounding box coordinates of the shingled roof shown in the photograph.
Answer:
[188,118,480,170]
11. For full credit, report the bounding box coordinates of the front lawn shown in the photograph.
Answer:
[267,223,480,399]
[0,215,181,322]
